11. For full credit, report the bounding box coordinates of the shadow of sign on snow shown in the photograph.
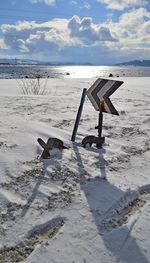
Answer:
[20,170,45,217]
[72,143,149,263]
[21,145,63,217]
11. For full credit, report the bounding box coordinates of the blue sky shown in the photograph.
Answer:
[0,0,150,64]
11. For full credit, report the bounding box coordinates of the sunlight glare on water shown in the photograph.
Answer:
[61,66,110,78]
[60,65,150,78]
[0,65,150,79]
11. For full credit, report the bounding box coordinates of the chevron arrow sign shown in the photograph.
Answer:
[87,78,123,115]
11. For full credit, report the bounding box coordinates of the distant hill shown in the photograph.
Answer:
[0,58,53,65]
[116,60,150,67]
[0,58,93,66]
[1,58,150,67]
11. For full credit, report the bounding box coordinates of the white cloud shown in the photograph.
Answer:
[29,0,56,5]
[71,0,78,5]
[0,9,150,63]
[96,0,148,10]
[68,16,117,45]
[0,18,78,59]
[118,7,150,28]
[1,16,116,55]
[139,20,150,42]
[0,38,8,49]
[80,2,91,9]
[103,8,150,58]
[113,8,150,39]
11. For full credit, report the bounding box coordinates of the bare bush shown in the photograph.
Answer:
[16,75,48,95]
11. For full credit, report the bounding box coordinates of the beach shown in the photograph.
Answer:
[0,76,150,263]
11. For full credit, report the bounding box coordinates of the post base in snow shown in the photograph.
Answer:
[82,135,105,149]
[37,137,68,159]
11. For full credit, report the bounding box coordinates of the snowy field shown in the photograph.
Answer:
[0,77,150,263]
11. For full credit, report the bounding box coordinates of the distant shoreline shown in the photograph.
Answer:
[0,65,150,79]
[0,64,150,67]
[0,59,150,67]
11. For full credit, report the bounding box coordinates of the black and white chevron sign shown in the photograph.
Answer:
[87,78,123,115]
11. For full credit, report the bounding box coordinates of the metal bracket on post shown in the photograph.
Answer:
[97,110,103,138]
[95,105,105,148]
[81,78,124,149]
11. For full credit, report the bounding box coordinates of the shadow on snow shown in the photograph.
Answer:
[72,143,148,263]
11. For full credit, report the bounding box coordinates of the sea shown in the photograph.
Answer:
[0,65,150,79]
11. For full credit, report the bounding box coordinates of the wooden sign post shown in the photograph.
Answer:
[71,88,87,142]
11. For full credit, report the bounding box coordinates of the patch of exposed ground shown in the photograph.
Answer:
[0,203,22,223]
[98,185,150,233]
[0,217,64,263]
[48,190,74,209]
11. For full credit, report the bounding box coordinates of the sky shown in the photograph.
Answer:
[0,0,150,64]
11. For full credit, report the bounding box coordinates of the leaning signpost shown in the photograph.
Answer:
[71,78,124,147]
[71,88,87,142]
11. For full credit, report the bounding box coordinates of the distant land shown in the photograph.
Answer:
[0,58,92,66]
[116,60,150,67]
[0,58,57,65]
[0,58,150,67]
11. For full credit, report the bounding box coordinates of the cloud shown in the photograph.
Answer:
[96,0,148,10]
[1,16,116,55]
[110,8,150,39]
[139,21,150,42]
[80,2,91,9]
[0,9,150,63]
[118,7,150,28]
[71,0,78,4]
[1,18,78,61]
[103,8,150,59]
[29,0,56,5]
[68,16,117,45]
[0,38,8,49]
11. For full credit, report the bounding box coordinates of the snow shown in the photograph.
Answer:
[0,77,150,263]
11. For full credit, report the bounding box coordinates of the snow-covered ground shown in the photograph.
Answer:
[0,77,150,263]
